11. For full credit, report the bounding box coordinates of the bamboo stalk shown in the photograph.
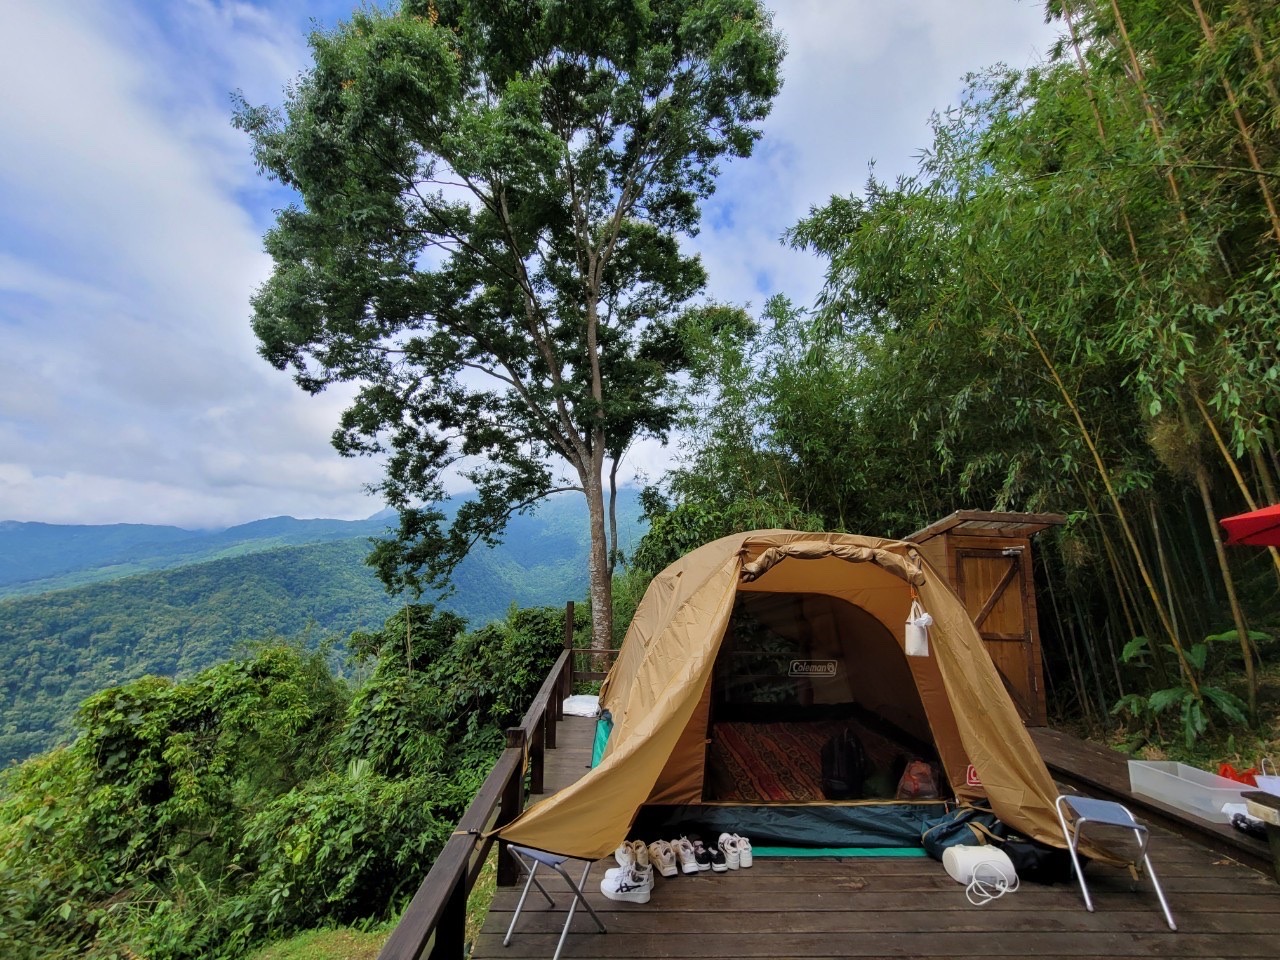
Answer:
[1192,390,1280,581]
[1181,405,1258,721]
[1103,0,1191,224]
[1250,445,1278,504]
[1234,0,1280,112]
[984,268,1197,692]
[1149,499,1181,640]
[1083,459,1169,685]
[1189,0,1280,244]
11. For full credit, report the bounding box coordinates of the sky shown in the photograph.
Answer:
[0,1,1060,530]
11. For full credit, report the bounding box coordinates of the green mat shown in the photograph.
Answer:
[753,846,928,858]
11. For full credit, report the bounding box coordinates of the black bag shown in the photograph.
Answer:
[820,727,867,800]
[920,803,1001,860]
[970,821,1077,885]
[995,834,1076,885]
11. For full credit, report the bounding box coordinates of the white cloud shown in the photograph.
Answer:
[693,0,1058,308]
[0,0,1062,528]
[0,0,384,526]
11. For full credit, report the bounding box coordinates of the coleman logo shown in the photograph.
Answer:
[965,764,983,787]
[788,659,837,677]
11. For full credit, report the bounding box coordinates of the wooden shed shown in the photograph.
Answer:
[908,510,1064,726]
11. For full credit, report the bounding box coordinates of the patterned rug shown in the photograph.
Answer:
[707,719,906,802]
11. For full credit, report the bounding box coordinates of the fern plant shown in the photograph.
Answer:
[1111,629,1261,750]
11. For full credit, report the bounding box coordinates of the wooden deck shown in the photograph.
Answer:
[473,718,1280,959]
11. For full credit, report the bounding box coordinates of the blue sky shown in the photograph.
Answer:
[0,1,1057,528]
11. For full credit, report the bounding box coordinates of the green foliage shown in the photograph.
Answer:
[649,0,1280,740]
[235,0,783,652]
[1112,631,1252,749]
[0,601,564,959]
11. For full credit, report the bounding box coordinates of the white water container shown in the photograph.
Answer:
[942,845,1016,885]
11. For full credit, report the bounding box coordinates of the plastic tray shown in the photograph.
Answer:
[1128,760,1248,822]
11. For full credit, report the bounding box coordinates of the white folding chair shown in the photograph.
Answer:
[503,845,606,960]
[1054,794,1176,930]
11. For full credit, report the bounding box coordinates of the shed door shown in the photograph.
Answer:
[954,547,1037,722]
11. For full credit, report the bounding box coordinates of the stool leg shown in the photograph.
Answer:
[504,853,554,948]
[1140,851,1177,930]
[548,860,606,960]
[1056,799,1095,912]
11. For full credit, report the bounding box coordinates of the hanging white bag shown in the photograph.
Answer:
[1257,758,1280,797]
[905,598,933,657]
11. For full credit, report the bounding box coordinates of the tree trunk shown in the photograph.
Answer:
[582,471,614,654]
[608,454,621,578]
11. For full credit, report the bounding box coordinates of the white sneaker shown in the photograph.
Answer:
[613,840,633,867]
[600,865,652,903]
[717,833,741,870]
[648,840,678,878]
[671,837,699,875]
[735,833,753,868]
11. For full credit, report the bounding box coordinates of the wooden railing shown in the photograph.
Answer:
[376,601,622,960]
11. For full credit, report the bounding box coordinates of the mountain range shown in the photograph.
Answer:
[0,490,646,765]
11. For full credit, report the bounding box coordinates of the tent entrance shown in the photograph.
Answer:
[703,592,941,803]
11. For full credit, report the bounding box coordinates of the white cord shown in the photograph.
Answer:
[965,860,1019,906]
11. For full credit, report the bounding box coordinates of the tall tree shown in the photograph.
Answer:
[235,0,783,649]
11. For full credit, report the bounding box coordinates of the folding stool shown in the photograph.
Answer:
[1054,794,1176,931]
[503,845,606,960]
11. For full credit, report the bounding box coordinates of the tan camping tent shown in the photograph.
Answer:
[499,530,1063,859]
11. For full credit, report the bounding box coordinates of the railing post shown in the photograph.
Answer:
[426,874,466,960]
[529,717,545,795]
[544,668,558,752]
[496,727,527,887]
[563,600,575,697]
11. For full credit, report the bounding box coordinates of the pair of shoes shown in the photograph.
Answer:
[613,838,649,870]
[686,835,727,872]
[671,837,699,875]
[600,864,652,903]
[648,840,679,878]
[706,840,728,872]
[717,832,753,869]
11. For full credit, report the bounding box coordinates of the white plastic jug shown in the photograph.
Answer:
[942,844,1016,885]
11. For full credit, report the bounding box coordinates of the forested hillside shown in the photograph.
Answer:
[0,491,645,764]
[0,514,402,599]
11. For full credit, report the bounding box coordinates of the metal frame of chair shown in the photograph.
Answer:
[503,845,606,960]
[1054,794,1176,931]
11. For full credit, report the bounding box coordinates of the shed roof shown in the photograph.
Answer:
[908,509,1066,543]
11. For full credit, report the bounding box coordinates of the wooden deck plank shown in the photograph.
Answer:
[473,717,1280,959]
[1029,726,1272,873]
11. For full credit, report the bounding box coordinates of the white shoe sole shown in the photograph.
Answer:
[601,885,651,903]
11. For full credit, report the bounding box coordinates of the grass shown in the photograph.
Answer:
[466,846,499,949]
[242,846,499,960]
[243,921,394,960]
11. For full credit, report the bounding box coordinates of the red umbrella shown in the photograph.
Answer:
[1220,503,1280,546]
